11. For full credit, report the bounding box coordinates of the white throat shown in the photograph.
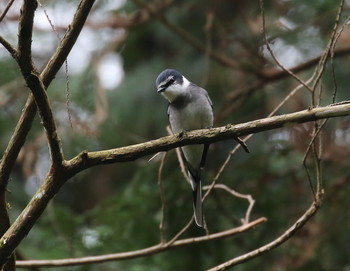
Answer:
[161,76,191,103]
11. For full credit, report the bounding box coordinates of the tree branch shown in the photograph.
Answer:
[0,0,15,23]
[16,217,266,268]
[24,72,64,166]
[17,0,37,75]
[16,0,64,172]
[40,0,96,87]
[207,198,320,271]
[0,35,17,59]
[0,0,96,190]
[65,102,350,176]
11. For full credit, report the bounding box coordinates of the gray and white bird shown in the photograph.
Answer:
[156,69,213,227]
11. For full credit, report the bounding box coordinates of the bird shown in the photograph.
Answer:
[156,69,213,227]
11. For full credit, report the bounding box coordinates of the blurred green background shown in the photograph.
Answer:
[1,0,350,270]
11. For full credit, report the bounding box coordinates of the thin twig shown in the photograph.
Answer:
[37,0,73,128]
[166,125,191,185]
[206,199,320,271]
[203,184,255,225]
[217,44,350,123]
[260,0,313,93]
[0,0,15,23]
[310,0,345,97]
[0,35,17,58]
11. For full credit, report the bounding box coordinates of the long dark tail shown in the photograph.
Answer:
[188,167,203,227]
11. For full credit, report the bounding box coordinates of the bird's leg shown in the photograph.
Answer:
[178,129,189,138]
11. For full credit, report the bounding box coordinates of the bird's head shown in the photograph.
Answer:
[156,69,190,102]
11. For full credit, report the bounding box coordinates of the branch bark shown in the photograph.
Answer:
[64,102,350,176]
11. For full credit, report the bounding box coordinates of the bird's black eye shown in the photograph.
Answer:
[168,76,175,84]
[163,76,175,89]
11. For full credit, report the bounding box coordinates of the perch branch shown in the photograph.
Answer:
[64,102,350,176]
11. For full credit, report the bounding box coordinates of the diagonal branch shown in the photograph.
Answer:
[24,72,64,166]
[0,0,15,23]
[41,0,96,87]
[207,198,320,271]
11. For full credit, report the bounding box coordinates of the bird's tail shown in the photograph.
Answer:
[188,167,203,227]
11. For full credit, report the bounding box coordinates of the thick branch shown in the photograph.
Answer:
[0,170,66,266]
[65,102,350,176]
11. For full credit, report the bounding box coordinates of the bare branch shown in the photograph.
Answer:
[0,35,17,58]
[0,0,15,23]
[17,0,37,75]
[16,217,266,268]
[41,0,96,87]
[207,200,320,271]
[0,0,96,189]
[203,184,255,225]
[260,0,313,93]
[24,72,64,166]
[16,0,64,166]
[64,102,350,176]
[217,45,350,123]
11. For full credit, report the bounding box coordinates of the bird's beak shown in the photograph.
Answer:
[157,86,165,93]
